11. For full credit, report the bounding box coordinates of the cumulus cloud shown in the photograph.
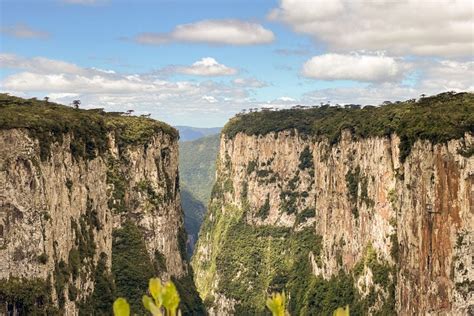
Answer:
[132,19,275,45]
[269,0,474,57]
[1,24,50,39]
[302,53,407,82]
[303,59,474,104]
[173,57,237,76]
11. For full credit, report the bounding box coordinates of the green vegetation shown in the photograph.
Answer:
[247,160,258,174]
[257,195,271,219]
[179,134,220,256]
[112,221,157,313]
[91,253,116,314]
[112,221,203,315]
[107,157,127,214]
[295,208,316,226]
[180,189,206,256]
[206,201,324,314]
[280,191,299,214]
[37,253,48,264]
[179,134,220,204]
[71,211,98,266]
[135,179,163,208]
[266,292,287,316]
[0,278,59,315]
[197,174,396,315]
[223,92,474,162]
[0,94,177,161]
[345,166,374,218]
[298,146,313,170]
[53,260,70,308]
[113,278,180,316]
[171,274,206,315]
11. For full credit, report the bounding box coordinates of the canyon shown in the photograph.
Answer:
[0,92,473,315]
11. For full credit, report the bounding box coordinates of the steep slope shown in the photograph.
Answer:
[0,95,204,315]
[179,134,220,255]
[192,92,474,315]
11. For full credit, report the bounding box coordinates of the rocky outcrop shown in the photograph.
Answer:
[193,99,473,315]
[0,98,202,315]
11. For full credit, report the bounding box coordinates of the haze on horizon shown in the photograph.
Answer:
[1,0,473,127]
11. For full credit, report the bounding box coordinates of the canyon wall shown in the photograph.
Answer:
[0,96,203,315]
[193,94,473,315]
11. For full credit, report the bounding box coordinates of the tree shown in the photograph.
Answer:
[44,96,50,102]
[72,100,81,109]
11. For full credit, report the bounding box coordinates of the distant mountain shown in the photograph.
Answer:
[175,125,222,142]
[179,133,220,256]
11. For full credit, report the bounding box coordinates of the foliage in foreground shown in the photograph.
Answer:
[113,280,350,316]
[113,278,180,316]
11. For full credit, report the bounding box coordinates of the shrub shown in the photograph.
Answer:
[257,195,271,219]
[295,208,315,225]
[298,146,313,170]
[247,160,257,174]
[37,253,48,264]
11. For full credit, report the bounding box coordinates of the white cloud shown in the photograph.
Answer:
[132,19,275,45]
[202,95,218,103]
[420,59,474,92]
[302,53,406,82]
[0,53,84,74]
[174,57,237,76]
[0,24,49,39]
[269,0,474,57]
[278,96,295,102]
[303,59,474,104]
[47,93,80,101]
[232,78,267,88]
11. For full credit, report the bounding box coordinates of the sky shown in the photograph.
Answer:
[0,0,473,127]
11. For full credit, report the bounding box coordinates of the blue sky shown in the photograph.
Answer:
[1,0,473,127]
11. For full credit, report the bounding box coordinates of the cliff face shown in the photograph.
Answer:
[0,96,203,315]
[192,94,474,315]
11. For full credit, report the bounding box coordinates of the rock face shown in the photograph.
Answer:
[0,97,202,315]
[193,107,473,314]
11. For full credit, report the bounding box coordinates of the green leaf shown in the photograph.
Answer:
[113,298,130,316]
[149,278,163,306]
[162,281,180,316]
[142,295,162,316]
[266,292,287,316]
[333,305,350,316]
